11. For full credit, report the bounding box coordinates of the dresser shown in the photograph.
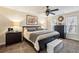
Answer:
[54,25,65,39]
[6,31,22,46]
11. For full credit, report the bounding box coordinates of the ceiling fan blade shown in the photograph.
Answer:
[50,9,59,11]
[50,13,55,15]
[45,6,58,16]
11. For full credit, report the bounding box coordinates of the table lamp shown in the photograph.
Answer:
[12,22,22,32]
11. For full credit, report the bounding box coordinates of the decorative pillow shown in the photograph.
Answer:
[37,27,43,30]
[27,28,36,31]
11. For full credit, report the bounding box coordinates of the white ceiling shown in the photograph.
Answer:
[4,6,79,16]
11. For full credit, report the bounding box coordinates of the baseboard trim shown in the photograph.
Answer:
[66,38,79,41]
[0,42,5,45]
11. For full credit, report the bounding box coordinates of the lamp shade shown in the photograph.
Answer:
[13,22,20,26]
[12,22,22,32]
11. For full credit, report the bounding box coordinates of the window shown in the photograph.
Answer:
[66,16,77,34]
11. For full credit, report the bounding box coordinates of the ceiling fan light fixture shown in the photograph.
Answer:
[46,12,49,16]
[45,6,59,16]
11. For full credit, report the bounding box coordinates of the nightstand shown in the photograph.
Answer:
[6,31,22,46]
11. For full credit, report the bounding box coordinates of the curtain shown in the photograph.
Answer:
[66,16,77,34]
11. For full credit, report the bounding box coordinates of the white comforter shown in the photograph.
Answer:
[23,29,59,51]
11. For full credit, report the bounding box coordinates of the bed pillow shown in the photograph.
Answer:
[27,28,36,31]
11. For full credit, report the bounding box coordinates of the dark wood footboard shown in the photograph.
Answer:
[38,35,59,51]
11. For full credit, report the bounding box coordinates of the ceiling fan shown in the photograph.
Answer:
[45,6,59,16]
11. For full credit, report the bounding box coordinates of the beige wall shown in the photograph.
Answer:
[20,15,48,29]
[0,7,79,45]
[51,11,79,40]
[0,7,48,45]
[0,14,13,45]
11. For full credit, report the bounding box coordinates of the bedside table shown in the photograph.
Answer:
[6,31,22,46]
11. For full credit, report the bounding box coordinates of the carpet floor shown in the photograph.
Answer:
[58,39,79,53]
[0,39,79,53]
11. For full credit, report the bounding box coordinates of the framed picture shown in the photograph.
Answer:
[26,15,38,25]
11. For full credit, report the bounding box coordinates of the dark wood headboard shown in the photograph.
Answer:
[23,25,40,28]
[22,25,41,32]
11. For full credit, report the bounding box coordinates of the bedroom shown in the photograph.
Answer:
[0,6,79,53]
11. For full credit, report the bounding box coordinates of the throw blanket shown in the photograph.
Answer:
[29,31,53,43]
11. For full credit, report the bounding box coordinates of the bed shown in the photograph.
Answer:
[23,26,60,52]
